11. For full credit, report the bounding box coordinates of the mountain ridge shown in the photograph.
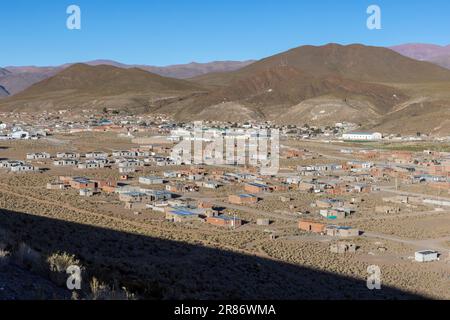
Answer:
[0,60,254,95]
[0,64,206,112]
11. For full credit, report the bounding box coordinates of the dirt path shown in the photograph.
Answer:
[363,232,450,252]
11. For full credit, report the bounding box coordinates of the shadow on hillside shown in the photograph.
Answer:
[0,208,425,300]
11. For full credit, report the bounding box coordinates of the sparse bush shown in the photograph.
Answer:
[89,277,135,300]
[47,252,80,273]
[47,251,82,286]
[0,249,10,266]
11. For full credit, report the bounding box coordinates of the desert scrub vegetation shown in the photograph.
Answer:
[47,252,81,273]
[47,252,83,286]
[0,249,10,266]
[88,277,136,300]
[347,214,450,240]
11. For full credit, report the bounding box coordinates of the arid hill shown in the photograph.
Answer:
[0,85,9,97]
[0,68,59,95]
[194,44,450,86]
[390,43,450,60]
[156,44,450,133]
[0,64,206,112]
[167,65,407,123]
[428,55,450,69]
[0,67,10,76]
[2,44,450,134]
[390,43,450,70]
[0,60,253,95]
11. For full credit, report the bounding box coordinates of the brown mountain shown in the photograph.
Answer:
[0,67,10,76]
[389,44,450,61]
[140,61,255,79]
[390,44,450,70]
[3,44,450,134]
[162,44,450,124]
[0,66,63,95]
[428,55,450,69]
[193,44,450,86]
[0,64,205,111]
[0,85,9,97]
[166,64,407,124]
[0,60,253,96]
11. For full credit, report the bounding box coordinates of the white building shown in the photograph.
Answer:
[342,132,382,141]
[77,160,106,169]
[415,250,439,262]
[56,152,80,159]
[53,159,78,166]
[86,151,109,159]
[11,130,30,140]
[139,176,165,185]
[10,164,36,172]
[27,152,51,160]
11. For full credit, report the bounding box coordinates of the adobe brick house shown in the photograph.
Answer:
[198,200,214,209]
[94,179,117,189]
[298,220,326,233]
[228,194,258,205]
[70,177,96,190]
[206,215,242,228]
[244,182,271,194]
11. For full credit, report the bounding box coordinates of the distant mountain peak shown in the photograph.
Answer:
[390,43,450,60]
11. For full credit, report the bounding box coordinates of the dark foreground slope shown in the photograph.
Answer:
[0,208,424,300]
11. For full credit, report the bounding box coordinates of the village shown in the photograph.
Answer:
[0,109,449,299]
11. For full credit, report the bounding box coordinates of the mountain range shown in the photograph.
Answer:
[1,43,450,134]
[390,43,450,69]
[0,60,254,95]
[0,64,205,112]
[0,85,9,97]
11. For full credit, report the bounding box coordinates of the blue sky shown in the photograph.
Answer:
[1,0,449,66]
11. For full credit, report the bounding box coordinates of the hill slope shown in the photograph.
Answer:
[390,43,450,70]
[0,64,205,111]
[428,55,450,69]
[0,67,10,76]
[166,65,407,124]
[0,85,9,97]
[194,44,450,86]
[193,44,450,85]
[162,44,450,129]
[389,44,450,60]
[0,60,253,95]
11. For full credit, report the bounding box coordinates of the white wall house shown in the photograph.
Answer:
[342,132,382,141]
[415,250,439,262]
[26,152,51,160]
[139,176,165,185]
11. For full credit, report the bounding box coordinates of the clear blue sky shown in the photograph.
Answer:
[1,0,449,66]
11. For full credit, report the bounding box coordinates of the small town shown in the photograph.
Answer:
[1,1,450,308]
[0,109,449,300]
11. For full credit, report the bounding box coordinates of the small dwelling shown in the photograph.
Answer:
[330,242,356,254]
[256,218,271,226]
[298,220,326,233]
[139,176,165,185]
[415,250,439,262]
[79,188,95,197]
[228,194,258,205]
[206,215,242,228]
[244,182,271,194]
[325,225,360,237]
